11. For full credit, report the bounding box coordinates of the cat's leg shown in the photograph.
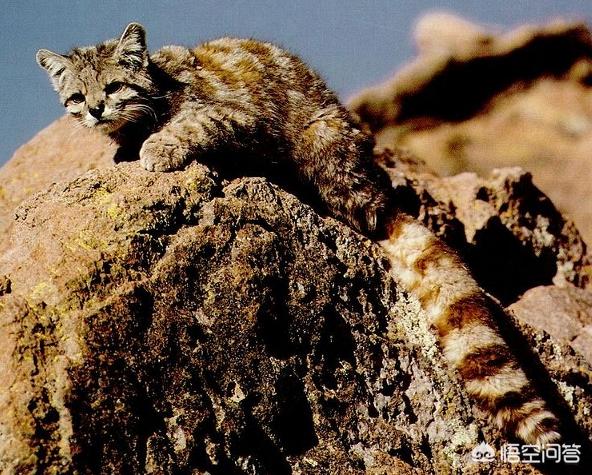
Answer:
[292,105,392,236]
[140,104,255,172]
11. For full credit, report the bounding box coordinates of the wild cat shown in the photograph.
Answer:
[37,22,561,446]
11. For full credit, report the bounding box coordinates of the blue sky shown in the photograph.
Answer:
[1,1,591,164]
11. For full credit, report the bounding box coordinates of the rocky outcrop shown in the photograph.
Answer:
[1,118,592,473]
[0,116,115,235]
[509,285,592,366]
[348,13,592,243]
[376,150,591,303]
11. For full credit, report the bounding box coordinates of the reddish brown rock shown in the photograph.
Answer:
[509,285,592,365]
[0,151,513,474]
[0,116,115,234]
[349,14,592,243]
[1,111,591,472]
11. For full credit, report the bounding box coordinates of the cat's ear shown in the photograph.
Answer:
[36,49,71,77]
[115,22,148,69]
[36,49,72,90]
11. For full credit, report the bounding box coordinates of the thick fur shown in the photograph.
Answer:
[380,214,560,445]
[37,22,561,445]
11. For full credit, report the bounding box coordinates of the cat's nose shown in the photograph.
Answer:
[89,103,104,119]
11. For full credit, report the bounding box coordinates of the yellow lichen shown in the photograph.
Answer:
[106,202,120,220]
[69,229,110,253]
[29,281,53,302]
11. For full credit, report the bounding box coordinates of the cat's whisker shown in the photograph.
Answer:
[123,102,155,120]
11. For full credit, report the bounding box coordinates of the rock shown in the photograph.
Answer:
[348,13,592,243]
[376,149,591,304]
[1,118,592,473]
[0,157,480,473]
[574,327,592,369]
[413,12,493,57]
[0,116,115,234]
[509,285,592,365]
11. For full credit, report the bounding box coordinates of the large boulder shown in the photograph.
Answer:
[509,285,592,366]
[0,116,115,235]
[348,13,592,243]
[1,118,592,473]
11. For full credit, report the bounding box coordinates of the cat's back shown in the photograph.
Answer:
[154,37,335,110]
[193,37,308,86]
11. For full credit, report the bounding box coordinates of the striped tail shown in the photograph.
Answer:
[378,212,561,445]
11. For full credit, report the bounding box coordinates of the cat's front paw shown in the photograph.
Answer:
[139,134,192,172]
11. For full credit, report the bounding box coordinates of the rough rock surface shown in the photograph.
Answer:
[0,116,115,235]
[509,285,592,365]
[1,118,592,473]
[376,150,591,304]
[348,13,592,243]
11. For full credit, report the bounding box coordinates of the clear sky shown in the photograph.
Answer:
[1,1,591,165]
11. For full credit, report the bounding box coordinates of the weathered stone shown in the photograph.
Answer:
[1,118,591,473]
[0,156,483,473]
[376,150,591,304]
[509,285,592,365]
[348,13,592,243]
[0,116,115,234]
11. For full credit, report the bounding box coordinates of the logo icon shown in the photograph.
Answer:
[471,442,495,463]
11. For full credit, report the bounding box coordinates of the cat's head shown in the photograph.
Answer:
[36,23,157,134]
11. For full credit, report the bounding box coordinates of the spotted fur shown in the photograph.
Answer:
[37,22,561,446]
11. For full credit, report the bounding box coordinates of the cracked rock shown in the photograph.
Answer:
[1,118,592,473]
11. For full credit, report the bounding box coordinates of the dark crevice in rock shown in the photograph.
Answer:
[0,275,11,295]
[312,309,357,391]
[467,217,557,305]
[232,413,293,475]
[387,439,415,468]
[256,277,301,360]
[400,394,417,424]
[272,372,318,455]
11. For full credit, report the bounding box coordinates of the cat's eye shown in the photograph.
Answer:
[104,82,124,95]
[66,93,85,105]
